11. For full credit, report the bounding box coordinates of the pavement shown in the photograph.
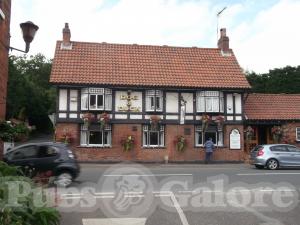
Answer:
[57,163,300,225]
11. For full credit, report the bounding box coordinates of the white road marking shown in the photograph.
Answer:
[237,172,300,176]
[103,174,193,177]
[170,192,190,225]
[82,218,147,225]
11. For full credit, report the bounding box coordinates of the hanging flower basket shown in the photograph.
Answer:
[121,135,135,152]
[271,126,283,143]
[214,115,224,131]
[174,135,187,152]
[150,115,161,131]
[81,113,94,127]
[245,126,254,141]
[59,131,73,144]
[98,112,110,130]
[201,114,211,133]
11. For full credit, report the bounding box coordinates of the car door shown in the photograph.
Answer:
[33,145,61,172]
[270,145,291,166]
[7,145,39,168]
[286,145,300,166]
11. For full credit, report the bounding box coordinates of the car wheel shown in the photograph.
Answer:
[266,159,279,170]
[55,172,73,187]
[255,165,264,169]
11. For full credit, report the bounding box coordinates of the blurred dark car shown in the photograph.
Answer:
[3,142,80,187]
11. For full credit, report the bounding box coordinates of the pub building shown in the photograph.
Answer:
[51,24,300,163]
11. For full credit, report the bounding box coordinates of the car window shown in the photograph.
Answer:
[252,145,262,152]
[38,145,58,158]
[270,145,288,152]
[10,145,38,160]
[286,146,300,152]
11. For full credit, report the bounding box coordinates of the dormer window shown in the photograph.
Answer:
[146,90,163,112]
[81,88,112,111]
[196,91,224,113]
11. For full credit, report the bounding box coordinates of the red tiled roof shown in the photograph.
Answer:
[50,41,251,89]
[244,93,300,120]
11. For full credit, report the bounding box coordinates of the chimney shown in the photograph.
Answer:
[61,23,72,50]
[218,28,230,55]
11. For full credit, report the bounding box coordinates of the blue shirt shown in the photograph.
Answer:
[204,140,215,152]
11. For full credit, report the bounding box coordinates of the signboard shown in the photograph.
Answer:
[230,129,241,149]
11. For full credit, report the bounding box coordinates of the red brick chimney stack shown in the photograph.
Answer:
[218,28,229,53]
[61,23,72,49]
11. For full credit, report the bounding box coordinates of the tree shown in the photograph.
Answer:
[6,54,55,132]
[246,65,300,93]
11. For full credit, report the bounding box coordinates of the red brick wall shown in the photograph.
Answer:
[0,0,11,157]
[55,123,244,162]
[283,122,300,147]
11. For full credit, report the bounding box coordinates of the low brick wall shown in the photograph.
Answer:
[55,123,245,162]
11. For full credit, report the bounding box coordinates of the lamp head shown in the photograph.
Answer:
[20,21,39,53]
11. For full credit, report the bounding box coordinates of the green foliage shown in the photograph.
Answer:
[0,162,60,225]
[7,54,55,132]
[246,65,300,93]
[0,121,30,142]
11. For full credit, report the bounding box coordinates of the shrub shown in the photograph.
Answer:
[0,162,60,225]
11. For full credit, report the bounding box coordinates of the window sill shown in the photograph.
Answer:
[195,145,226,149]
[142,146,166,150]
[78,145,112,148]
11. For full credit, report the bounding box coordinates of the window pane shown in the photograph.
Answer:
[220,97,224,112]
[160,131,164,146]
[218,131,223,146]
[89,131,103,144]
[156,96,160,109]
[204,132,216,144]
[206,98,213,112]
[143,131,148,146]
[196,131,202,145]
[104,131,109,145]
[149,132,159,145]
[97,95,104,108]
[105,94,112,110]
[270,146,288,152]
[81,93,88,110]
[150,97,155,109]
[14,146,38,159]
[198,96,205,112]
[80,131,87,145]
[212,97,219,112]
[297,128,300,141]
[90,95,96,109]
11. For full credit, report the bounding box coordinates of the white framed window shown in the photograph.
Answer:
[195,125,223,147]
[196,91,224,113]
[146,90,163,112]
[296,128,300,141]
[80,124,112,147]
[81,88,112,111]
[143,125,164,147]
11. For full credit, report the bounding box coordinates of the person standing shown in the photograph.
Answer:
[204,137,215,164]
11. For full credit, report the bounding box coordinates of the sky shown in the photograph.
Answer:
[9,0,300,74]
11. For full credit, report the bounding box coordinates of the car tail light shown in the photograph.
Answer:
[257,147,264,156]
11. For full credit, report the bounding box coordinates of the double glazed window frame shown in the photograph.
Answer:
[81,88,112,111]
[296,128,300,142]
[196,91,224,113]
[142,125,165,148]
[145,90,163,112]
[195,125,224,147]
[80,124,112,147]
